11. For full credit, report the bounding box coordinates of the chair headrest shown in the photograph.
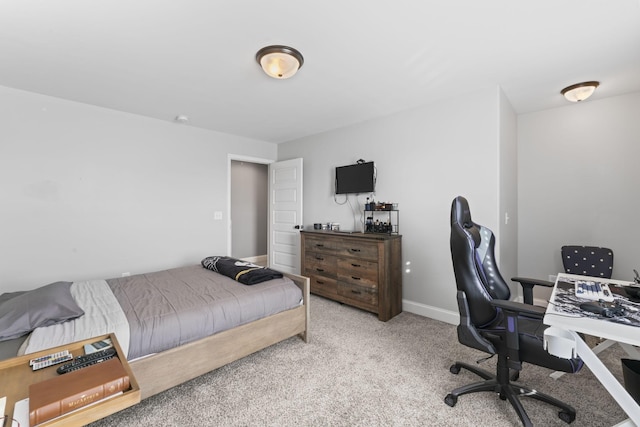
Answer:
[451,196,473,229]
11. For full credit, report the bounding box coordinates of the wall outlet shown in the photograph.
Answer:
[214,211,223,220]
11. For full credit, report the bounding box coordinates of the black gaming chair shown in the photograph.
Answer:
[446,196,583,427]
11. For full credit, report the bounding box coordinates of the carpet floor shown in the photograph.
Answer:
[89,295,630,426]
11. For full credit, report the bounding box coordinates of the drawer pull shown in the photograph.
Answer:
[351,276,361,280]
[351,263,361,267]
[316,244,325,248]
[350,248,361,252]
[316,268,325,272]
[317,280,325,285]
[315,256,325,260]
[351,290,362,295]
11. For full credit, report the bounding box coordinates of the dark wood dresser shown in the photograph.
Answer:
[300,230,402,321]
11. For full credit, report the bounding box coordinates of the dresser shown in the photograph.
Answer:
[300,230,402,321]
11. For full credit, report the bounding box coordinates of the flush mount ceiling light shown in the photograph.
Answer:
[256,45,304,79]
[561,81,600,102]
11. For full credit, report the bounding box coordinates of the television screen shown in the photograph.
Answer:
[335,161,375,194]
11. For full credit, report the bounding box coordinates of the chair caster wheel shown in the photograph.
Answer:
[449,364,461,374]
[444,394,458,407]
[558,410,575,424]
[499,393,507,401]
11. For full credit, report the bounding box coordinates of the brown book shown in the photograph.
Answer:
[29,357,130,426]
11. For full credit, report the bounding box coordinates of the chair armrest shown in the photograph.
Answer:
[511,276,554,305]
[490,299,546,318]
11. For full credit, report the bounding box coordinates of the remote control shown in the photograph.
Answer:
[30,350,70,366]
[56,347,117,374]
[30,350,73,371]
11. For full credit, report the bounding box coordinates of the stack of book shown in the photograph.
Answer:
[29,358,130,426]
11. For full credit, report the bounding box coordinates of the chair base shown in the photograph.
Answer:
[445,361,576,427]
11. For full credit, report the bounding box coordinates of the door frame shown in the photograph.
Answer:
[227,154,274,257]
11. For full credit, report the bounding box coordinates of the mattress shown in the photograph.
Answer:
[108,265,303,359]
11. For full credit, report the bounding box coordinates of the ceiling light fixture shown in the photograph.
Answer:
[561,81,600,102]
[256,45,304,79]
[174,115,189,124]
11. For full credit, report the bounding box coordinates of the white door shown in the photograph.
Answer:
[268,158,303,274]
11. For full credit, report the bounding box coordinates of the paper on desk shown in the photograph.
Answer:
[14,398,29,427]
[0,396,6,418]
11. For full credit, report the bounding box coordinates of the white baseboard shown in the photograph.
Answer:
[403,299,459,325]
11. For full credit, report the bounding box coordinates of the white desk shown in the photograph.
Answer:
[544,273,640,426]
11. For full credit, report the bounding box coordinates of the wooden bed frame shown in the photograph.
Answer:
[129,271,310,399]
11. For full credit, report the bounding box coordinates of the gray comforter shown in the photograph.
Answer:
[107,265,302,359]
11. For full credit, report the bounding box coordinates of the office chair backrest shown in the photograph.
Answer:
[561,245,614,278]
[450,196,510,327]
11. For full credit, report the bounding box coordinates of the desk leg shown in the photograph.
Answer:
[571,331,640,425]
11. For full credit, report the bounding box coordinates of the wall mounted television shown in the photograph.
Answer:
[335,161,375,194]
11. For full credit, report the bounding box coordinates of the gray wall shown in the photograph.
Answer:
[518,91,640,300]
[230,161,268,258]
[0,85,277,292]
[279,87,515,323]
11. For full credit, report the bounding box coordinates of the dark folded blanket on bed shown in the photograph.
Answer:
[201,256,283,285]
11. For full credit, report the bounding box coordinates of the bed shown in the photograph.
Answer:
[0,258,310,400]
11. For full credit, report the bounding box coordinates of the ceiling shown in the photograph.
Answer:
[1,1,639,143]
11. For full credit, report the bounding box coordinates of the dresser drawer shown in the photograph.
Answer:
[305,253,337,277]
[334,240,378,260]
[337,258,378,288]
[338,281,378,306]
[309,275,338,299]
[304,236,337,254]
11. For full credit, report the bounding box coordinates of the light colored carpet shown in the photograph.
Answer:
[89,295,631,426]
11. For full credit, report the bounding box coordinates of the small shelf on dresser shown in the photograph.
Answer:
[364,209,399,234]
[300,230,402,321]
